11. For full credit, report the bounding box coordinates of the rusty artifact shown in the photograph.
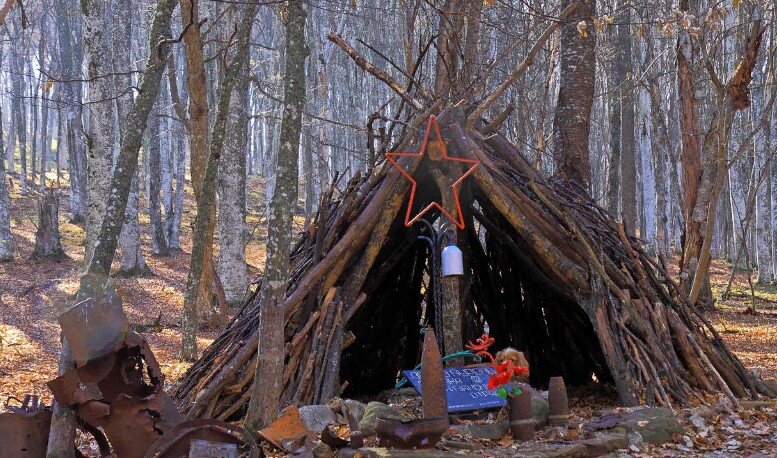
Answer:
[508,389,534,441]
[319,404,363,450]
[144,419,259,458]
[257,405,315,452]
[47,279,183,458]
[421,328,448,423]
[0,395,52,457]
[375,417,448,449]
[548,376,569,426]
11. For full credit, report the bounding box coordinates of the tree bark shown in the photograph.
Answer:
[552,0,595,189]
[180,2,258,361]
[179,0,216,319]
[30,191,68,261]
[245,0,307,431]
[0,102,12,262]
[217,37,249,307]
[86,0,177,275]
[83,0,115,266]
[54,0,87,223]
[147,101,170,255]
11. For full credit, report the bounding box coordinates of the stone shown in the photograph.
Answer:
[618,407,683,445]
[532,396,550,426]
[577,431,629,455]
[299,405,338,434]
[312,441,336,458]
[386,387,421,405]
[358,402,410,436]
[438,438,485,451]
[454,421,508,441]
[344,399,367,424]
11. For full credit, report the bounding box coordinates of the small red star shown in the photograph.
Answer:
[385,116,479,230]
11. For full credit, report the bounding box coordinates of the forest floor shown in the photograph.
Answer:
[1,178,776,456]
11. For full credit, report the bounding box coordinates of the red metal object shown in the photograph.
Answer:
[144,419,259,458]
[508,390,534,441]
[385,115,479,230]
[47,331,182,458]
[548,376,569,426]
[257,405,315,452]
[0,395,52,457]
[465,333,495,364]
[421,328,448,423]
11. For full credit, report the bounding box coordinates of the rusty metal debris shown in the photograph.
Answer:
[144,419,259,458]
[47,331,182,458]
[320,404,363,450]
[421,328,448,424]
[0,395,52,457]
[45,277,185,458]
[375,417,448,449]
[257,405,315,452]
[58,274,129,367]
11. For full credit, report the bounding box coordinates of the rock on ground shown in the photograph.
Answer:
[358,402,410,436]
[299,404,338,434]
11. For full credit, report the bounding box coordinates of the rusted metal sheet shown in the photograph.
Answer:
[375,417,448,449]
[58,275,129,367]
[0,395,52,457]
[47,331,182,458]
[421,328,447,423]
[144,419,259,458]
[257,405,315,452]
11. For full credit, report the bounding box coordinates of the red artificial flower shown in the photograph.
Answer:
[487,370,511,390]
[513,366,529,377]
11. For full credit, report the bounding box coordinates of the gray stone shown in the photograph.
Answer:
[365,448,459,458]
[358,402,410,436]
[344,399,367,424]
[508,431,628,458]
[387,387,421,404]
[577,431,629,455]
[618,407,683,445]
[299,405,338,434]
[532,397,550,426]
[438,438,485,451]
[312,441,336,458]
[455,421,508,440]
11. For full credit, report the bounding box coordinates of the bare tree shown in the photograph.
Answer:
[245,0,307,431]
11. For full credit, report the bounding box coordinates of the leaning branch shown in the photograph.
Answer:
[466,2,579,128]
[327,32,424,110]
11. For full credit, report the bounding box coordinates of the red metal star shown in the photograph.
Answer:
[385,116,479,230]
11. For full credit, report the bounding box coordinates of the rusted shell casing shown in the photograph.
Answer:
[421,328,448,424]
[548,376,569,426]
[0,396,52,457]
[508,390,534,441]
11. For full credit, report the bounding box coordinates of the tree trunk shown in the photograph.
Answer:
[54,0,87,223]
[147,101,170,256]
[86,0,177,275]
[217,42,249,307]
[83,0,116,266]
[245,0,307,431]
[0,102,12,262]
[181,2,258,361]
[10,41,27,194]
[30,191,68,261]
[179,0,216,320]
[552,0,595,189]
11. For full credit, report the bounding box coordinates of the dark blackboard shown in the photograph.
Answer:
[402,367,506,413]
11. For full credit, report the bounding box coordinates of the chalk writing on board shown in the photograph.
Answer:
[402,366,507,413]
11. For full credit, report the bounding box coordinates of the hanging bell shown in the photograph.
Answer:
[441,244,463,277]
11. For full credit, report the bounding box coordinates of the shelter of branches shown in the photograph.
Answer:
[173,103,775,421]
